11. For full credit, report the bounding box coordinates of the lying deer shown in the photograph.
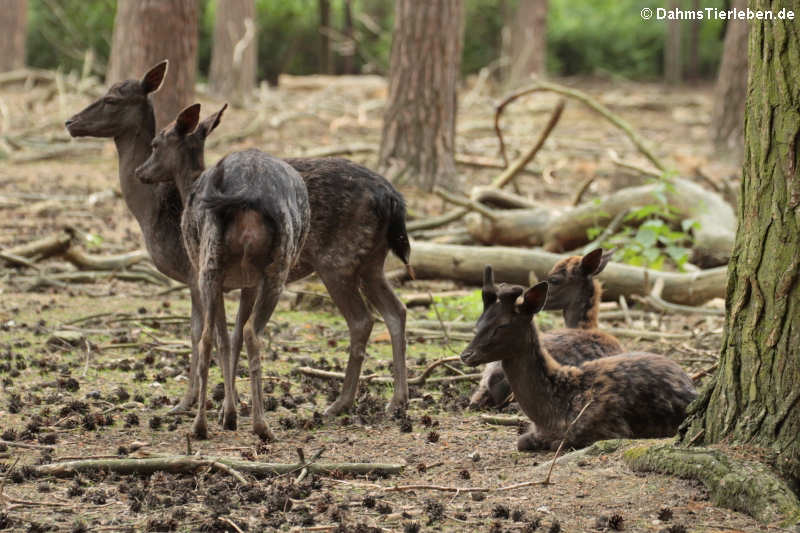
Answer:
[136,103,310,439]
[461,266,696,451]
[470,249,622,409]
[65,61,410,418]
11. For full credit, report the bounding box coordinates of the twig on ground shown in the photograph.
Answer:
[544,399,594,484]
[579,208,634,255]
[479,414,527,426]
[433,187,497,221]
[691,363,719,383]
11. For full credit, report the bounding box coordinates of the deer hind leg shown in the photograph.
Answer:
[212,290,237,431]
[219,287,257,421]
[319,271,373,416]
[246,283,282,441]
[360,264,408,413]
[170,287,204,414]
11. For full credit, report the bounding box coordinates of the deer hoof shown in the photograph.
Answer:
[253,420,274,442]
[222,411,237,431]
[192,419,209,440]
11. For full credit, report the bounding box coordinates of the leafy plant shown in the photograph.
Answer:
[587,179,698,271]
[425,291,483,323]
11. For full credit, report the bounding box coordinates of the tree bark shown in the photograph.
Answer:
[208,0,257,107]
[342,0,356,74]
[378,0,464,191]
[710,0,749,158]
[686,0,700,79]
[318,0,333,74]
[683,0,800,485]
[0,0,27,72]
[664,0,682,85]
[507,0,548,86]
[107,0,198,129]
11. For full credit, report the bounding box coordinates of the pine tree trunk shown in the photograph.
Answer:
[107,0,198,129]
[318,0,332,74]
[709,0,749,158]
[208,0,257,107]
[664,0,682,85]
[507,0,548,86]
[684,0,800,484]
[0,0,27,72]
[378,0,464,191]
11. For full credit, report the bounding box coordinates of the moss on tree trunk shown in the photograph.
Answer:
[681,0,800,486]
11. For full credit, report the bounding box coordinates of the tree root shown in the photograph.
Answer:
[621,442,800,525]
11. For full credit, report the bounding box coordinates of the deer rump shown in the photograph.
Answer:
[185,150,309,288]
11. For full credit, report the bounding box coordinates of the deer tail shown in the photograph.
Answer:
[384,193,414,280]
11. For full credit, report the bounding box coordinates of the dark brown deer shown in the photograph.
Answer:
[65,61,410,418]
[470,248,622,409]
[461,266,696,451]
[136,103,310,439]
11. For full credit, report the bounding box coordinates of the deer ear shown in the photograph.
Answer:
[141,60,168,94]
[175,103,201,136]
[196,103,227,140]
[482,265,497,308]
[580,248,611,277]
[518,282,548,315]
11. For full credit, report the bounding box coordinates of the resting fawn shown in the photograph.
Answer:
[66,61,410,418]
[136,104,310,440]
[461,266,696,451]
[470,249,622,408]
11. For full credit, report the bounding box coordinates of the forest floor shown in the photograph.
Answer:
[0,72,777,532]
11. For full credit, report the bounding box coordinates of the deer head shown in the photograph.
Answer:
[542,248,612,311]
[135,103,227,185]
[460,265,549,367]
[65,60,168,138]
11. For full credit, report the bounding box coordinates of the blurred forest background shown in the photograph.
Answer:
[21,0,728,82]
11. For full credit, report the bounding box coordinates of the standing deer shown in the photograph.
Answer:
[65,61,410,420]
[461,266,696,451]
[136,103,310,439]
[470,249,622,409]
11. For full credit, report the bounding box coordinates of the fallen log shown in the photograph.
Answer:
[0,231,73,262]
[463,177,735,268]
[543,177,735,267]
[401,241,726,306]
[33,455,404,478]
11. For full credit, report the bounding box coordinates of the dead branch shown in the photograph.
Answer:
[434,187,497,220]
[464,207,556,247]
[631,277,725,316]
[296,366,481,385]
[491,98,565,186]
[544,399,594,484]
[299,142,375,158]
[383,484,489,493]
[480,415,527,426]
[406,208,469,232]
[0,439,55,451]
[571,175,597,206]
[398,241,727,306]
[469,186,537,209]
[496,80,666,172]
[32,455,404,478]
[455,154,540,177]
[61,248,149,271]
[1,230,73,261]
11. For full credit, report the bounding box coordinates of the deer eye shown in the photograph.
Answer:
[103,97,122,106]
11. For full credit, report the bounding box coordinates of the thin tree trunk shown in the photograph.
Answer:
[0,0,27,72]
[664,0,682,85]
[686,0,701,79]
[378,0,464,191]
[683,0,800,484]
[209,0,257,107]
[107,0,198,128]
[710,0,749,158]
[507,0,548,86]
[342,0,356,74]
[318,0,332,74]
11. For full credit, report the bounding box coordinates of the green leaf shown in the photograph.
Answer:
[634,227,658,248]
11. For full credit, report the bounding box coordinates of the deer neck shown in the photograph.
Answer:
[563,279,601,329]
[113,120,190,283]
[501,323,570,429]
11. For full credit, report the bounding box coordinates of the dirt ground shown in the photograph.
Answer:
[0,72,777,532]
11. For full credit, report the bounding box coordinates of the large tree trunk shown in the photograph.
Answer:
[507,0,548,86]
[709,0,749,158]
[378,0,464,191]
[664,0,682,85]
[0,0,27,72]
[107,0,198,128]
[208,0,257,107]
[684,0,800,484]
